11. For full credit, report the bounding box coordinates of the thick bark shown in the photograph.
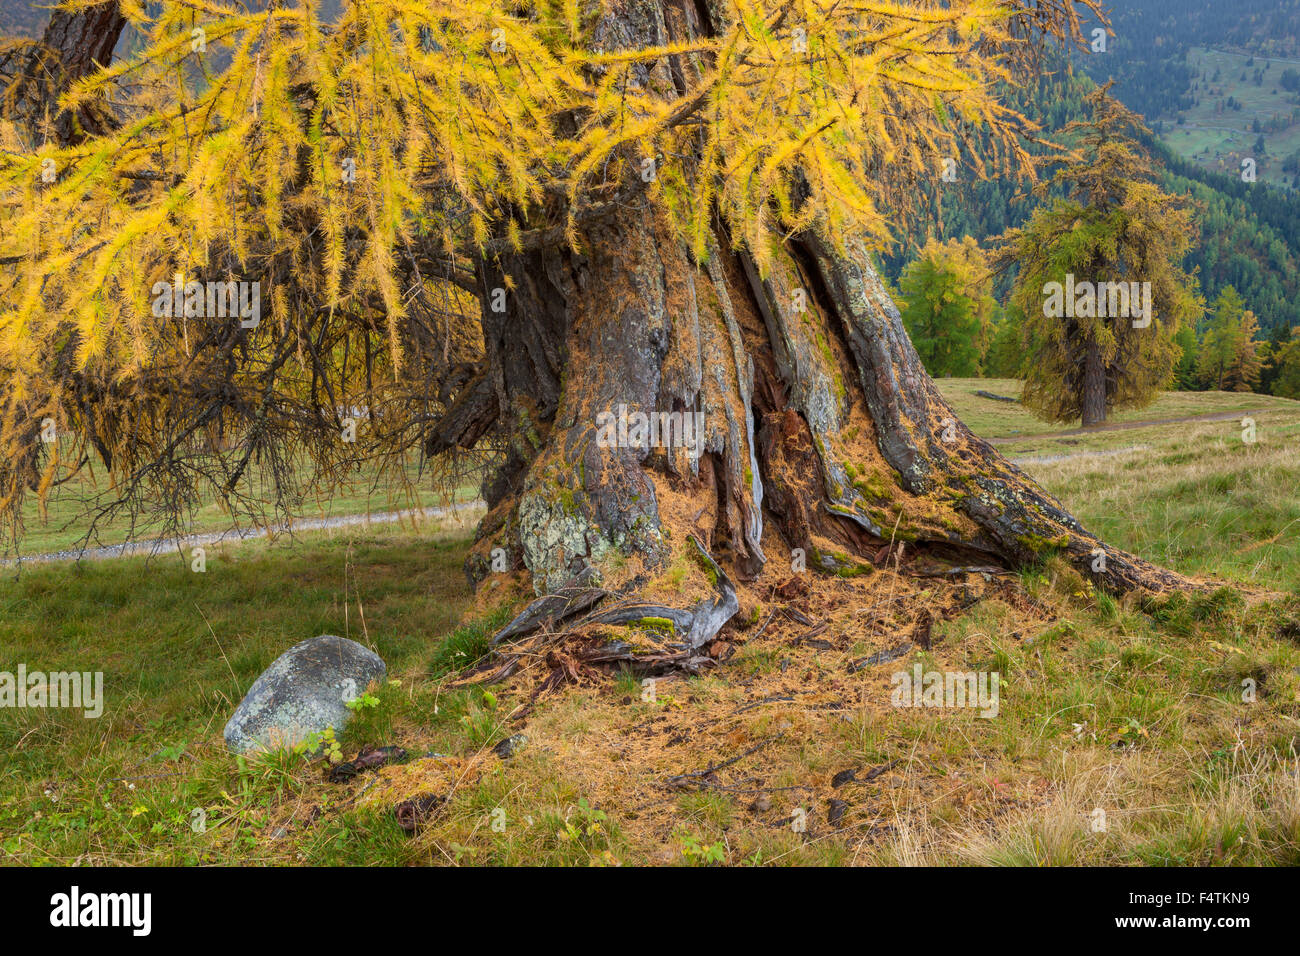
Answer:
[1081,337,1107,426]
[457,204,1196,601]
[433,0,1200,613]
[42,2,125,80]
[0,1,125,145]
[465,199,765,592]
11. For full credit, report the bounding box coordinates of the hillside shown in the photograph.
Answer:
[1076,0,1300,186]
[885,68,1300,337]
[0,0,45,40]
[1156,47,1300,189]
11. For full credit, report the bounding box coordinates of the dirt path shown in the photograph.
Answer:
[1177,123,1247,136]
[0,407,1269,564]
[1009,444,1152,466]
[987,409,1262,446]
[1206,48,1300,68]
[3,501,484,567]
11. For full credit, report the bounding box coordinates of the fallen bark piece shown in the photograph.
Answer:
[907,565,1012,579]
[394,794,443,835]
[863,759,903,782]
[731,694,794,716]
[491,567,608,646]
[587,603,696,632]
[827,798,849,826]
[791,621,829,645]
[683,534,739,650]
[661,732,786,791]
[327,745,408,783]
[831,767,858,788]
[477,535,739,701]
[848,642,913,672]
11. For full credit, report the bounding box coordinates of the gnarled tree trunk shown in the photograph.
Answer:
[433,0,1197,619]
[463,205,1191,601]
[14,0,1195,619]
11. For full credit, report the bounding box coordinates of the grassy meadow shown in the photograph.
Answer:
[1161,47,1300,187]
[6,453,481,559]
[2,383,1299,866]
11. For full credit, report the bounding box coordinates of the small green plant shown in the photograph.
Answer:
[1113,717,1149,748]
[680,833,726,866]
[158,741,188,762]
[345,691,380,711]
[613,670,640,697]
[459,698,504,748]
[558,798,608,846]
[295,727,344,764]
[447,842,479,864]
[430,607,514,674]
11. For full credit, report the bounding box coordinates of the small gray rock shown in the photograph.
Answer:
[493,734,528,759]
[223,635,386,755]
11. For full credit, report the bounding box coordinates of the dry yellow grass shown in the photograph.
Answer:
[5,387,1300,866]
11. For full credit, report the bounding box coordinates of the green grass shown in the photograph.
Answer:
[1159,47,1300,187]
[938,377,1290,440]
[9,449,480,558]
[940,378,1300,592]
[0,523,480,864]
[2,385,1299,865]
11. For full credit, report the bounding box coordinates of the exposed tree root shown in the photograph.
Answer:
[473,535,739,693]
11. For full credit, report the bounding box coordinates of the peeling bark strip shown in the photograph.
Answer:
[480,536,738,688]
[804,235,1197,593]
[448,0,1201,604]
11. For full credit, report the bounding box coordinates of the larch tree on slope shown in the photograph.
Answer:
[1000,84,1201,428]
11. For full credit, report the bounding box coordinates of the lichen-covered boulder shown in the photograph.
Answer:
[223,635,386,754]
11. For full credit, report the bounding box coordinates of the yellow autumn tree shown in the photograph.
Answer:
[1,0,1204,604]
